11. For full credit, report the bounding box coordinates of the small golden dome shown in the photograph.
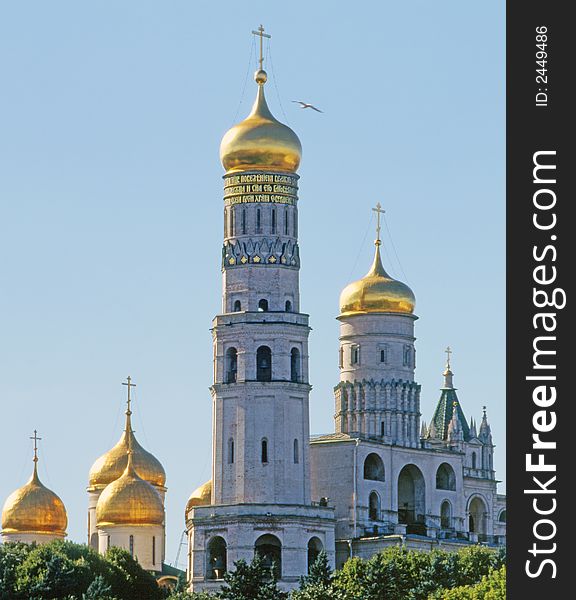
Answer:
[185,480,212,512]
[96,456,164,527]
[1,464,67,536]
[89,413,166,491]
[220,70,301,174]
[340,243,416,315]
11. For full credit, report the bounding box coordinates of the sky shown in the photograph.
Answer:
[0,1,505,568]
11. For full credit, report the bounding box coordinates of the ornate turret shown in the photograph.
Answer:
[1,432,67,543]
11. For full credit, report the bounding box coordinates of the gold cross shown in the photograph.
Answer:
[30,429,42,463]
[372,203,385,244]
[252,24,271,71]
[445,346,452,368]
[122,376,136,415]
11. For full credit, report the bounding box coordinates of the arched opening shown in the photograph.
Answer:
[256,346,272,381]
[364,453,385,481]
[369,491,381,521]
[441,500,452,529]
[228,438,234,464]
[285,300,292,312]
[472,452,477,469]
[436,463,456,491]
[226,347,238,383]
[307,537,323,572]
[255,534,281,578]
[290,347,301,382]
[397,464,426,534]
[261,439,269,464]
[293,439,299,464]
[499,510,507,523]
[207,536,227,580]
[258,298,269,312]
[233,300,241,312]
[468,496,488,535]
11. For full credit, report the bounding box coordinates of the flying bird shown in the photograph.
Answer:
[292,100,323,113]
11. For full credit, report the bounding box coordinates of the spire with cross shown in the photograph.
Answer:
[30,429,42,464]
[372,202,385,246]
[445,346,452,369]
[252,24,271,72]
[443,347,455,388]
[122,376,136,434]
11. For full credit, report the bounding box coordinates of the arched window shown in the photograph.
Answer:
[307,537,323,572]
[468,496,488,534]
[364,453,385,481]
[272,208,276,233]
[207,536,227,580]
[472,452,477,469]
[380,421,385,437]
[285,300,292,312]
[90,532,98,550]
[258,298,269,312]
[256,346,272,381]
[255,534,281,579]
[228,438,235,464]
[293,439,299,464]
[441,500,452,529]
[261,439,269,463]
[226,347,238,383]
[369,491,380,521]
[256,208,261,233]
[233,300,241,312]
[436,463,456,491]
[291,347,301,382]
[152,536,156,566]
[351,345,359,365]
[499,510,507,523]
[129,535,134,558]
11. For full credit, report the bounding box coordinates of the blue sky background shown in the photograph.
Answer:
[0,1,504,567]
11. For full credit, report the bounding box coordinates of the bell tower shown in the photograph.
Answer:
[185,26,335,592]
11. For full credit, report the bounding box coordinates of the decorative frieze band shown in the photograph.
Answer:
[222,237,300,268]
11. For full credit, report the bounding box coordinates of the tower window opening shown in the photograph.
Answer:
[403,345,412,367]
[261,438,269,463]
[230,208,235,237]
[152,536,156,565]
[293,213,297,237]
[224,208,228,237]
[257,209,261,233]
[107,535,110,550]
[285,208,289,235]
[294,439,299,464]
[226,347,238,383]
[233,300,241,312]
[242,209,246,235]
[228,438,235,464]
[285,300,292,312]
[272,208,276,233]
[472,452,477,469]
[258,298,269,312]
[207,536,227,580]
[290,347,301,382]
[256,345,272,381]
[441,501,452,529]
[351,345,360,365]
[129,535,134,558]
[363,453,385,481]
[380,421,385,437]
[380,345,388,363]
[339,346,344,368]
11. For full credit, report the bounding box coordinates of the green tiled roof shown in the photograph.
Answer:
[431,388,471,441]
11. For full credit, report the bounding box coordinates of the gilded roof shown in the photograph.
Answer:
[1,465,67,536]
[340,243,415,316]
[185,480,212,513]
[96,456,165,527]
[220,70,301,174]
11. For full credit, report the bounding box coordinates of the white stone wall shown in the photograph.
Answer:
[187,503,335,593]
[1,531,65,544]
[97,524,164,572]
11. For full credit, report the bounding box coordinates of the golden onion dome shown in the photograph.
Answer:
[96,454,164,527]
[185,480,212,513]
[1,463,67,536]
[340,242,416,316]
[220,69,301,174]
[89,411,166,491]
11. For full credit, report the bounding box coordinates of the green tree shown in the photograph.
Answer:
[429,565,506,599]
[291,551,334,600]
[217,555,288,600]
